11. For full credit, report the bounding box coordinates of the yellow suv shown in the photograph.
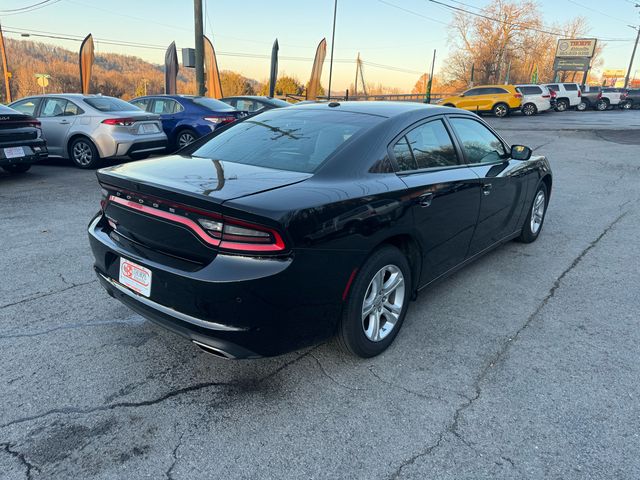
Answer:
[439,85,522,117]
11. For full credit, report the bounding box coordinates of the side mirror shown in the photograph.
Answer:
[511,145,532,161]
[459,93,465,97]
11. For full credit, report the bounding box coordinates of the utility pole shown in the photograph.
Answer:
[194,0,205,96]
[624,25,640,89]
[0,23,12,103]
[327,0,338,100]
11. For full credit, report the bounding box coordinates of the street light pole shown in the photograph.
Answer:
[327,0,337,100]
[624,25,640,89]
[194,0,205,96]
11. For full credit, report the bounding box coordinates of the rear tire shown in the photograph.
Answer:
[596,99,609,111]
[522,103,537,116]
[516,182,548,243]
[492,102,509,118]
[2,164,31,174]
[338,245,412,358]
[69,137,101,169]
[176,129,198,149]
[555,99,569,112]
[576,101,587,111]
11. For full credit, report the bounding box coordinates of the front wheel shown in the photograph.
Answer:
[596,100,609,111]
[492,103,509,118]
[69,137,101,169]
[2,164,31,174]
[621,102,632,110]
[576,101,587,111]
[516,182,548,243]
[338,245,412,358]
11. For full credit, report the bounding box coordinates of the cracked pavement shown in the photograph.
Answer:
[1,110,639,479]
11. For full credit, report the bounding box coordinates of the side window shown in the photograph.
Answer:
[11,98,41,116]
[151,99,180,114]
[563,84,578,91]
[521,86,542,95]
[392,137,416,171]
[474,88,491,95]
[449,117,506,164]
[405,120,458,169]
[64,101,83,116]
[40,98,68,117]
[493,88,509,94]
[463,88,480,97]
[546,84,559,92]
[130,99,149,111]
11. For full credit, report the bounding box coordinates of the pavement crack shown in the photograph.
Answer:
[368,367,467,402]
[0,347,319,431]
[310,353,363,391]
[388,210,628,479]
[1,442,39,480]
[165,432,184,480]
[0,280,98,310]
[0,318,144,340]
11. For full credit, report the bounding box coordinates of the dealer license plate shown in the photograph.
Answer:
[119,257,152,297]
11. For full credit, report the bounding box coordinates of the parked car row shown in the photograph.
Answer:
[437,82,639,117]
[1,93,288,172]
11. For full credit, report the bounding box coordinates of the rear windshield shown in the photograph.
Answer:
[192,109,380,173]
[191,97,235,112]
[83,97,141,112]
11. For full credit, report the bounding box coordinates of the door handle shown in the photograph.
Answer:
[418,192,434,207]
[59,120,70,124]
[482,183,492,196]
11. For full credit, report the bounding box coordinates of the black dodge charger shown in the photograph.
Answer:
[89,102,552,359]
[0,104,48,174]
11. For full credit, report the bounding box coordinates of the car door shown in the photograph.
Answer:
[390,117,482,283]
[457,88,480,110]
[38,97,77,156]
[448,116,528,256]
[150,98,182,138]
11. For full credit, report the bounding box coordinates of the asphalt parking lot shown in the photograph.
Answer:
[1,109,639,479]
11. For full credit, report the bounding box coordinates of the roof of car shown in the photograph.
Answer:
[221,95,278,100]
[289,101,452,118]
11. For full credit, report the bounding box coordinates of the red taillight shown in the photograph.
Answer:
[550,90,557,98]
[514,93,522,99]
[204,116,237,125]
[104,188,286,253]
[597,92,602,99]
[578,90,581,97]
[102,118,137,126]
[542,94,551,98]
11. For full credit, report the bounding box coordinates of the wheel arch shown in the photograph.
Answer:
[374,233,422,294]
[66,134,102,159]
[541,173,552,199]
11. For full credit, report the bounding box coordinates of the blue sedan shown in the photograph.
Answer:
[130,95,243,150]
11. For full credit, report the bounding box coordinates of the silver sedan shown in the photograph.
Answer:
[9,94,168,168]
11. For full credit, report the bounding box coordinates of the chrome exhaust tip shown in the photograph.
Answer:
[192,340,235,359]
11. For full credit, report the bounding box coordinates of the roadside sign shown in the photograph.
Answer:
[36,76,49,88]
[553,57,591,72]
[556,39,597,58]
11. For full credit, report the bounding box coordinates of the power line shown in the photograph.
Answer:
[0,0,56,13]
[564,0,632,25]
[0,0,62,16]
[2,26,425,76]
[377,0,449,26]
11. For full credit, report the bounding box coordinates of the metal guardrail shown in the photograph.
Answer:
[283,93,445,103]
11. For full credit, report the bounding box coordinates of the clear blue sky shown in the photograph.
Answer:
[2,0,639,90]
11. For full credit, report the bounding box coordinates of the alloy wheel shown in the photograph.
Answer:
[178,132,196,148]
[361,265,405,342]
[530,190,546,235]
[576,102,587,111]
[522,104,536,116]
[494,104,508,117]
[73,141,93,166]
[556,101,567,112]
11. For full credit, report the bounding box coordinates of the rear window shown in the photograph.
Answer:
[191,97,235,112]
[519,86,543,95]
[563,84,578,91]
[83,97,141,112]
[192,109,379,173]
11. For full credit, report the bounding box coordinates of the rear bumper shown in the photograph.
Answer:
[0,140,47,167]
[93,130,168,158]
[88,215,357,358]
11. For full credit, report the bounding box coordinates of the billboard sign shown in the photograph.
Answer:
[556,38,597,58]
[553,57,591,72]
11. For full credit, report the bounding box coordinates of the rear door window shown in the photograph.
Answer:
[392,137,417,171]
[404,120,459,170]
[520,86,542,95]
[563,84,578,91]
[40,98,68,117]
[64,101,83,116]
[151,99,182,114]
